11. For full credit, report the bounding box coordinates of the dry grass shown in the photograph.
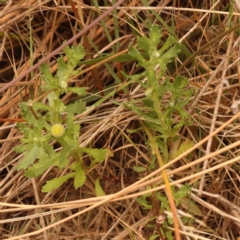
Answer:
[0,0,239,239]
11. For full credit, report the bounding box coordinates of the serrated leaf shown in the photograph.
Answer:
[95,178,105,196]
[74,162,86,189]
[53,97,66,113]
[25,155,57,177]
[67,87,87,96]
[13,144,28,153]
[137,36,150,53]
[38,147,49,161]
[15,145,39,170]
[40,62,54,85]
[32,116,47,136]
[65,101,86,114]
[19,102,39,125]
[46,91,56,108]
[174,185,190,205]
[16,123,31,139]
[64,45,85,66]
[166,230,174,240]
[161,44,181,61]
[174,76,188,89]
[32,102,52,112]
[59,145,70,165]
[61,135,78,149]
[42,85,57,92]
[80,148,109,162]
[128,44,146,64]
[133,166,146,172]
[42,173,74,192]
[156,193,170,211]
[159,35,175,55]
[57,58,70,83]
[149,25,161,47]
[65,114,80,139]
[180,198,203,216]
[172,140,194,159]
[149,235,159,240]
[136,196,152,210]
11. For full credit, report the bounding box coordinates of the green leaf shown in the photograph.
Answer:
[166,230,174,240]
[38,146,49,161]
[16,123,31,139]
[126,128,142,133]
[42,173,74,192]
[46,91,57,108]
[133,166,146,172]
[19,102,39,125]
[149,235,159,240]
[13,144,28,153]
[40,62,54,85]
[65,101,86,114]
[137,36,150,53]
[174,185,190,205]
[128,44,146,64]
[67,87,87,96]
[171,140,194,159]
[136,196,152,210]
[161,44,181,61]
[53,97,66,113]
[64,45,85,67]
[65,116,80,141]
[74,162,86,189]
[173,76,188,89]
[149,24,161,47]
[32,116,48,136]
[81,148,109,162]
[156,193,170,211]
[61,135,79,149]
[180,198,203,216]
[15,145,39,170]
[25,154,57,178]
[56,58,71,83]
[95,177,105,196]
[158,35,175,55]
[59,145,71,165]
[42,85,57,92]
[32,102,52,112]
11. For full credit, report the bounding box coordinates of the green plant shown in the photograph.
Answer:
[14,45,109,192]
[127,25,194,239]
[127,25,193,155]
[137,185,189,240]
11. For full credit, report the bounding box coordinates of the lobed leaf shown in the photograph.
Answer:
[95,178,105,196]
[15,145,39,170]
[74,162,86,189]
[42,173,75,192]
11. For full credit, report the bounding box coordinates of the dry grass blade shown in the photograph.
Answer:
[0,0,239,239]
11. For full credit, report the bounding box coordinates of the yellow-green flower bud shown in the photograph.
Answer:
[51,123,65,138]
[60,81,68,88]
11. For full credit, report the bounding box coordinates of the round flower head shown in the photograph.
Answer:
[51,123,65,138]
[60,81,68,89]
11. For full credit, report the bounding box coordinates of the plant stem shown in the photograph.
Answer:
[140,120,181,240]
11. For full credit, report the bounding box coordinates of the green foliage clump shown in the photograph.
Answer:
[127,25,196,239]
[14,45,109,192]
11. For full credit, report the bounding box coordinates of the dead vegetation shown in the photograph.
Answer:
[0,0,239,239]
